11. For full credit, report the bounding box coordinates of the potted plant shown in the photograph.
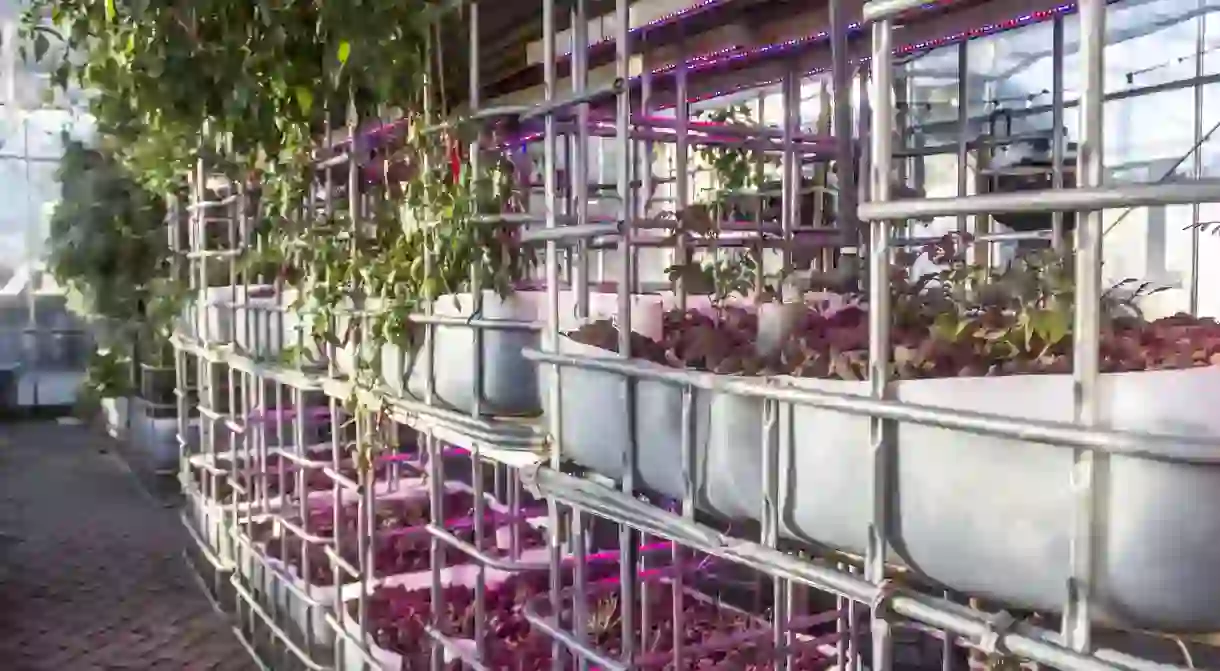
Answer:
[558,224,1220,630]
[77,347,134,439]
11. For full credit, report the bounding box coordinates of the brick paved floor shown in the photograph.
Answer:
[0,421,258,671]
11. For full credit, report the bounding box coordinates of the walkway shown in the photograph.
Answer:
[0,421,257,670]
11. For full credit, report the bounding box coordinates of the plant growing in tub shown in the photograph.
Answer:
[253,113,531,396]
[77,347,134,421]
[663,104,789,316]
[573,232,1210,380]
[371,122,533,389]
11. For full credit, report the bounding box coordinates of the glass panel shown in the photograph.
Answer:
[1099,84,1201,317]
[1105,87,1195,171]
[904,42,962,129]
[1101,0,1200,93]
[0,155,31,274]
[1191,82,1220,318]
[0,109,25,157]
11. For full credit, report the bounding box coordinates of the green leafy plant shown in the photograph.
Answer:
[81,347,132,401]
[28,1,538,465]
[48,139,170,323]
[47,138,185,405]
[664,104,785,308]
[694,105,772,202]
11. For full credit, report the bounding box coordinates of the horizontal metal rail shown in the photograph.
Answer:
[522,348,1220,464]
[858,180,1220,220]
[520,466,1181,671]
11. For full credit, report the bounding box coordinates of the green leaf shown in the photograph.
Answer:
[294,87,313,114]
[105,0,116,22]
[931,312,971,343]
[33,33,49,63]
[337,40,351,65]
[1029,308,1069,348]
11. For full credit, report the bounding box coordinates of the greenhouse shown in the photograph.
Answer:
[3,0,1220,668]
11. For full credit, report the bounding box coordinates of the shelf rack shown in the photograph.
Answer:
[169,0,1219,669]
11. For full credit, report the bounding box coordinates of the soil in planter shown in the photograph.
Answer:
[568,305,1220,380]
[261,492,547,586]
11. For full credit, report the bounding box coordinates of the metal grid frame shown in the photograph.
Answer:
[169,0,1216,669]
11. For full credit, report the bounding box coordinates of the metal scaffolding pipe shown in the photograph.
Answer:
[521,348,1220,464]
[858,181,1220,220]
[862,0,933,23]
[520,467,1141,671]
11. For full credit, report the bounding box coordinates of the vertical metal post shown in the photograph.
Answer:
[956,42,970,237]
[831,0,858,287]
[469,2,485,423]
[772,73,798,667]
[638,36,655,633]
[170,194,189,489]
[542,0,564,667]
[1190,2,1204,316]
[945,47,966,664]
[568,2,591,665]
[1065,0,1105,655]
[894,75,909,190]
[421,29,446,671]
[671,33,693,669]
[596,139,607,284]
[755,89,768,298]
[674,32,690,310]
[850,67,870,671]
[910,81,926,203]
[572,0,591,318]
[465,8,490,664]
[867,18,895,671]
[614,0,637,660]
[1051,17,1066,249]
[319,116,347,671]
[343,89,369,669]
[782,66,799,284]
[639,43,652,294]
